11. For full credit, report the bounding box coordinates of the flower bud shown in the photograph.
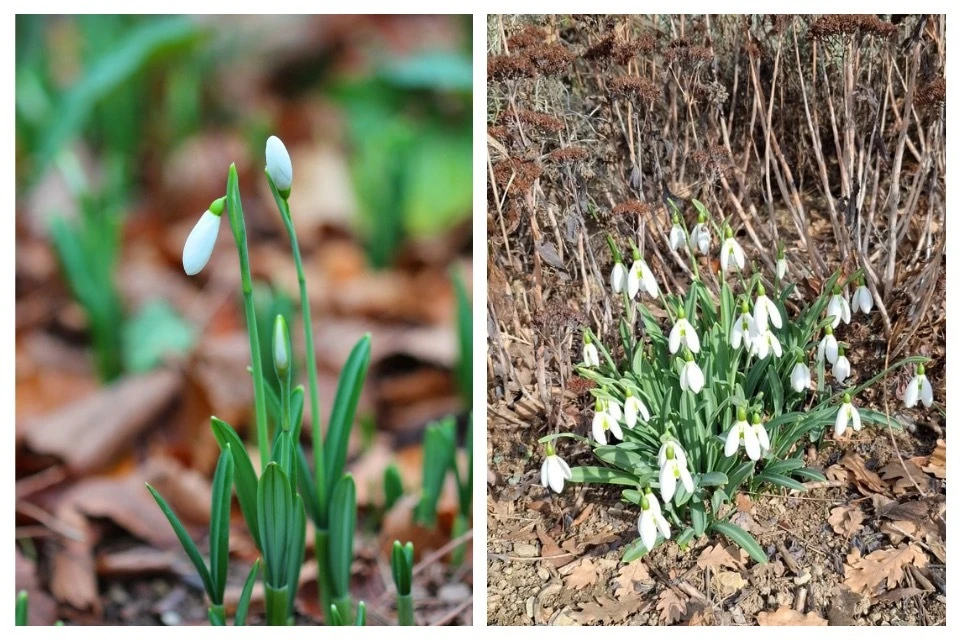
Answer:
[265,135,293,195]
[182,197,225,276]
[272,314,291,385]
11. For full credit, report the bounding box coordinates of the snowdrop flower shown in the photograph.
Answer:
[826,285,851,328]
[182,197,226,276]
[638,489,671,551]
[834,393,862,437]
[658,441,694,504]
[750,328,782,359]
[730,299,758,349]
[903,363,934,408]
[591,400,622,444]
[611,259,627,294]
[668,308,700,354]
[669,213,686,250]
[582,334,600,367]
[833,347,851,384]
[691,212,710,255]
[627,248,659,299]
[605,397,623,422]
[720,226,745,273]
[265,135,293,195]
[776,245,788,280]
[790,357,811,393]
[851,278,873,315]
[753,283,782,332]
[679,350,704,394]
[624,389,650,428]
[817,325,839,365]
[540,442,572,493]
[724,409,769,461]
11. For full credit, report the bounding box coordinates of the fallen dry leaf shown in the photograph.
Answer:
[843,543,928,595]
[20,368,181,476]
[828,505,865,538]
[712,570,747,596]
[697,543,747,571]
[568,593,647,625]
[536,524,573,569]
[830,453,888,496]
[879,458,929,495]
[921,439,945,478]
[756,606,828,626]
[614,559,651,599]
[562,557,600,589]
[656,588,688,625]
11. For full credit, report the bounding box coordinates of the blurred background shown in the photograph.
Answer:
[15,15,472,625]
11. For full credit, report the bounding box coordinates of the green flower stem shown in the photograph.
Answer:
[208,604,226,626]
[265,585,291,626]
[226,164,270,467]
[315,529,334,622]
[397,593,415,626]
[267,174,326,513]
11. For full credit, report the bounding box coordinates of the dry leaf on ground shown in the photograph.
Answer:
[614,559,651,599]
[833,453,888,496]
[922,439,945,478]
[656,588,688,625]
[562,557,600,589]
[756,606,828,626]
[828,505,865,537]
[568,593,647,625]
[843,543,928,595]
[697,543,747,571]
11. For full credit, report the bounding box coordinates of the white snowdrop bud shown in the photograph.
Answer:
[182,197,225,276]
[265,135,293,195]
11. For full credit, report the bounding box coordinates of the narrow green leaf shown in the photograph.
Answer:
[324,335,371,516]
[284,495,307,619]
[710,520,767,564]
[698,471,728,487]
[568,466,641,486]
[211,417,260,548]
[257,463,293,588]
[234,559,260,626]
[621,537,648,562]
[146,483,214,598]
[329,474,357,599]
[384,464,404,512]
[295,444,321,524]
[209,445,234,603]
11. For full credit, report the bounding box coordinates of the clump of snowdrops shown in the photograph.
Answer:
[541,199,931,563]
[147,137,416,625]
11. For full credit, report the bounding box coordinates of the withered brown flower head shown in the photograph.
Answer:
[488,54,536,81]
[507,25,548,52]
[547,147,590,164]
[525,43,575,76]
[612,200,652,217]
[609,75,660,104]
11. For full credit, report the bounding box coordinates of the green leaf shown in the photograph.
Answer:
[452,268,472,409]
[689,499,707,536]
[793,467,827,483]
[592,445,654,476]
[711,488,729,514]
[755,472,806,492]
[710,520,767,564]
[146,483,214,599]
[377,50,472,92]
[675,527,696,548]
[568,466,641,486]
[122,299,196,373]
[211,418,260,548]
[284,495,307,620]
[295,445,321,525]
[234,559,260,626]
[324,334,371,518]
[329,474,357,600]
[699,472,728,487]
[622,537,649,562]
[257,463,293,588]
[415,416,456,526]
[384,464,404,512]
[208,445,234,603]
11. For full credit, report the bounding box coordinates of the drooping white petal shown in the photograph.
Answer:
[683,361,704,393]
[670,225,685,250]
[627,261,642,300]
[609,422,623,441]
[607,400,623,422]
[850,406,862,432]
[679,465,694,493]
[755,424,770,452]
[724,425,741,457]
[768,332,782,357]
[903,377,919,408]
[640,260,659,297]
[639,512,657,551]
[743,425,761,460]
[546,457,566,493]
[840,296,851,323]
[655,513,672,539]
[857,287,873,314]
[694,224,711,254]
[592,413,608,444]
[834,356,851,384]
[636,397,650,421]
[611,262,627,293]
[835,405,849,437]
[557,456,572,480]
[684,320,701,353]
[660,465,677,503]
[624,397,638,428]
[818,335,839,365]
[669,323,683,354]
[776,258,787,280]
[584,343,600,367]
[920,376,934,407]
[791,363,810,392]
[540,458,549,488]
[182,210,222,275]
